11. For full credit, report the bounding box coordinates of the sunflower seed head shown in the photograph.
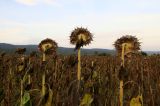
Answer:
[114,35,141,56]
[70,27,93,50]
[38,38,58,55]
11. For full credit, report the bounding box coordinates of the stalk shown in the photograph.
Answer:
[77,48,81,106]
[28,75,31,85]
[42,53,46,62]
[119,44,125,106]
[20,80,23,106]
[77,48,81,89]
[42,73,46,96]
[92,61,94,67]
[119,81,123,106]
[140,61,144,106]
[42,53,46,96]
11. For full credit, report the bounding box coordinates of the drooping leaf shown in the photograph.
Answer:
[22,92,32,106]
[44,88,53,106]
[130,95,142,106]
[80,93,93,106]
[92,71,98,79]
[18,65,24,72]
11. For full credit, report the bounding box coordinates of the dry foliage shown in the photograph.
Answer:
[0,54,160,106]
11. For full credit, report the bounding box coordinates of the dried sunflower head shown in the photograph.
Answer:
[38,38,58,55]
[17,56,27,72]
[70,27,93,50]
[15,48,26,54]
[114,35,140,56]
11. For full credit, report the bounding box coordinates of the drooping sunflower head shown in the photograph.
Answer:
[15,48,26,54]
[114,35,140,56]
[17,56,27,72]
[38,38,58,55]
[70,27,93,50]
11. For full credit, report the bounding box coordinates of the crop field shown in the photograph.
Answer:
[0,53,160,106]
[1,0,160,105]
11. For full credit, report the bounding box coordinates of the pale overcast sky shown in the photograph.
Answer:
[0,0,160,51]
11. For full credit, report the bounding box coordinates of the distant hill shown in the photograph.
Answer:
[0,43,159,55]
[0,43,115,55]
[145,51,160,55]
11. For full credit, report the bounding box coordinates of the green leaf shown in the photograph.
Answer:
[22,92,32,106]
[80,93,93,106]
[92,71,98,79]
[45,88,53,106]
[130,95,142,106]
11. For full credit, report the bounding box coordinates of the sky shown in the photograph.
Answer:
[0,0,160,51]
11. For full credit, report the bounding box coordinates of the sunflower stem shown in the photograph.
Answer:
[28,74,31,85]
[119,44,125,106]
[119,80,123,106]
[42,53,46,96]
[77,48,81,87]
[20,80,23,106]
[42,72,46,96]
[43,53,46,62]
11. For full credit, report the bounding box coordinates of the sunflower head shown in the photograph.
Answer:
[114,35,140,56]
[15,48,26,54]
[17,56,27,72]
[38,38,58,55]
[70,27,93,50]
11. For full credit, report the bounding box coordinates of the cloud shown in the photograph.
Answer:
[1,12,160,50]
[0,27,30,44]
[43,0,55,4]
[42,0,62,7]
[15,0,37,6]
[15,0,61,6]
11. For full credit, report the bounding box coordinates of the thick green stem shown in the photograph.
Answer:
[42,73,46,96]
[77,48,81,81]
[77,48,81,91]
